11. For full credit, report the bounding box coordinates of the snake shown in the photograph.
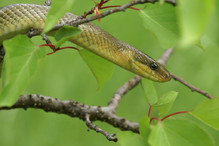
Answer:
[0,4,171,82]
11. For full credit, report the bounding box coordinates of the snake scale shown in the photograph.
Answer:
[0,4,171,82]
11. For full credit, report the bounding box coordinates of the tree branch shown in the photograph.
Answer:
[158,48,214,99]
[107,75,141,113]
[0,0,177,141]
[77,0,176,20]
[0,94,139,133]
[69,0,176,27]
[85,114,118,142]
[107,47,174,114]
[0,46,214,141]
[0,0,215,142]
[0,48,173,141]
[170,74,214,99]
[26,0,176,38]
[157,48,173,66]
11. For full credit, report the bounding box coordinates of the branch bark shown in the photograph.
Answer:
[0,48,173,141]
[71,0,176,26]
[0,0,176,141]
[0,94,139,133]
[170,74,214,99]
[0,0,215,142]
[85,114,118,142]
[0,46,214,141]
[26,0,177,38]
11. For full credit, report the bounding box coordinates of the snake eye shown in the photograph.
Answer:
[149,62,158,71]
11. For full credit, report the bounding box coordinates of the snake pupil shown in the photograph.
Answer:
[150,62,158,70]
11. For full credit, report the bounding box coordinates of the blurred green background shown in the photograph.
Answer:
[0,0,219,145]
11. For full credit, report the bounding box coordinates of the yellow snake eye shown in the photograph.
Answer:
[149,62,158,71]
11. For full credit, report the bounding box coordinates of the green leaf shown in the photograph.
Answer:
[79,49,114,89]
[149,122,170,146]
[54,26,81,48]
[139,116,150,145]
[178,0,214,47]
[43,0,75,33]
[190,98,219,131]
[153,91,178,116]
[139,3,179,49]
[0,35,46,106]
[149,119,214,146]
[140,78,158,105]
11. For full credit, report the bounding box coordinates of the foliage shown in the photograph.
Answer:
[139,3,179,49]
[79,49,114,89]
[190,98,219,131]
[43,0,75,33]
[141,79,158,105]
[148,119,214,146]
[0,35,46,106]
[152,91,177,116]
[0,0,219,146]
[54,26,81,48]
[139,82,219,145]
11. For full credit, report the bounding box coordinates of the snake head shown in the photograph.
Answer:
[132,51,171,82]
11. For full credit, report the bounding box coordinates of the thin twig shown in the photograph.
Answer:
[78,7,96,19]
[107,48,174,113]
[85,114,118,142]
[157,48,214,99]
[78,0,140,19]
[26,0,176,38]
[157,48,173,66]
[0,45,213,142]
[108,75,141,113]
[0,48,174,141]
[70,0,176,27]
[171,74,214,99]
[42,34,52,44]
[0,0,215,142]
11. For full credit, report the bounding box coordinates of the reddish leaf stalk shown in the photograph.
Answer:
[94,0,140,21]
[148,105,152,118]
[98,0,110,9]
[150,117,160,123]
[100,5,140,11]
[161,111,189,121]
[149,110,189,123]
[39,44,79,55]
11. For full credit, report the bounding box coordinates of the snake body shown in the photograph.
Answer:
[0,4,170,82]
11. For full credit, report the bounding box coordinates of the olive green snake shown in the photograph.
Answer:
[0,4,171,82]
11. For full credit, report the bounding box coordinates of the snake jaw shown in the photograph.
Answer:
[0,4,171,82]
[132,52,171,82]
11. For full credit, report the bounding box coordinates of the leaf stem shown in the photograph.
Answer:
[100,6,140,11]
[161,111,189,121]
[150,117,160,123]
[148,105,152,118]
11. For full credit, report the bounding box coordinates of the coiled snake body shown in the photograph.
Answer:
[0,4,171,82]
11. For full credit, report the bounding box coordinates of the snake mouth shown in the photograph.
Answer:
[0,3,171,82]
[132,60,171,82]
[132,60,159,81]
